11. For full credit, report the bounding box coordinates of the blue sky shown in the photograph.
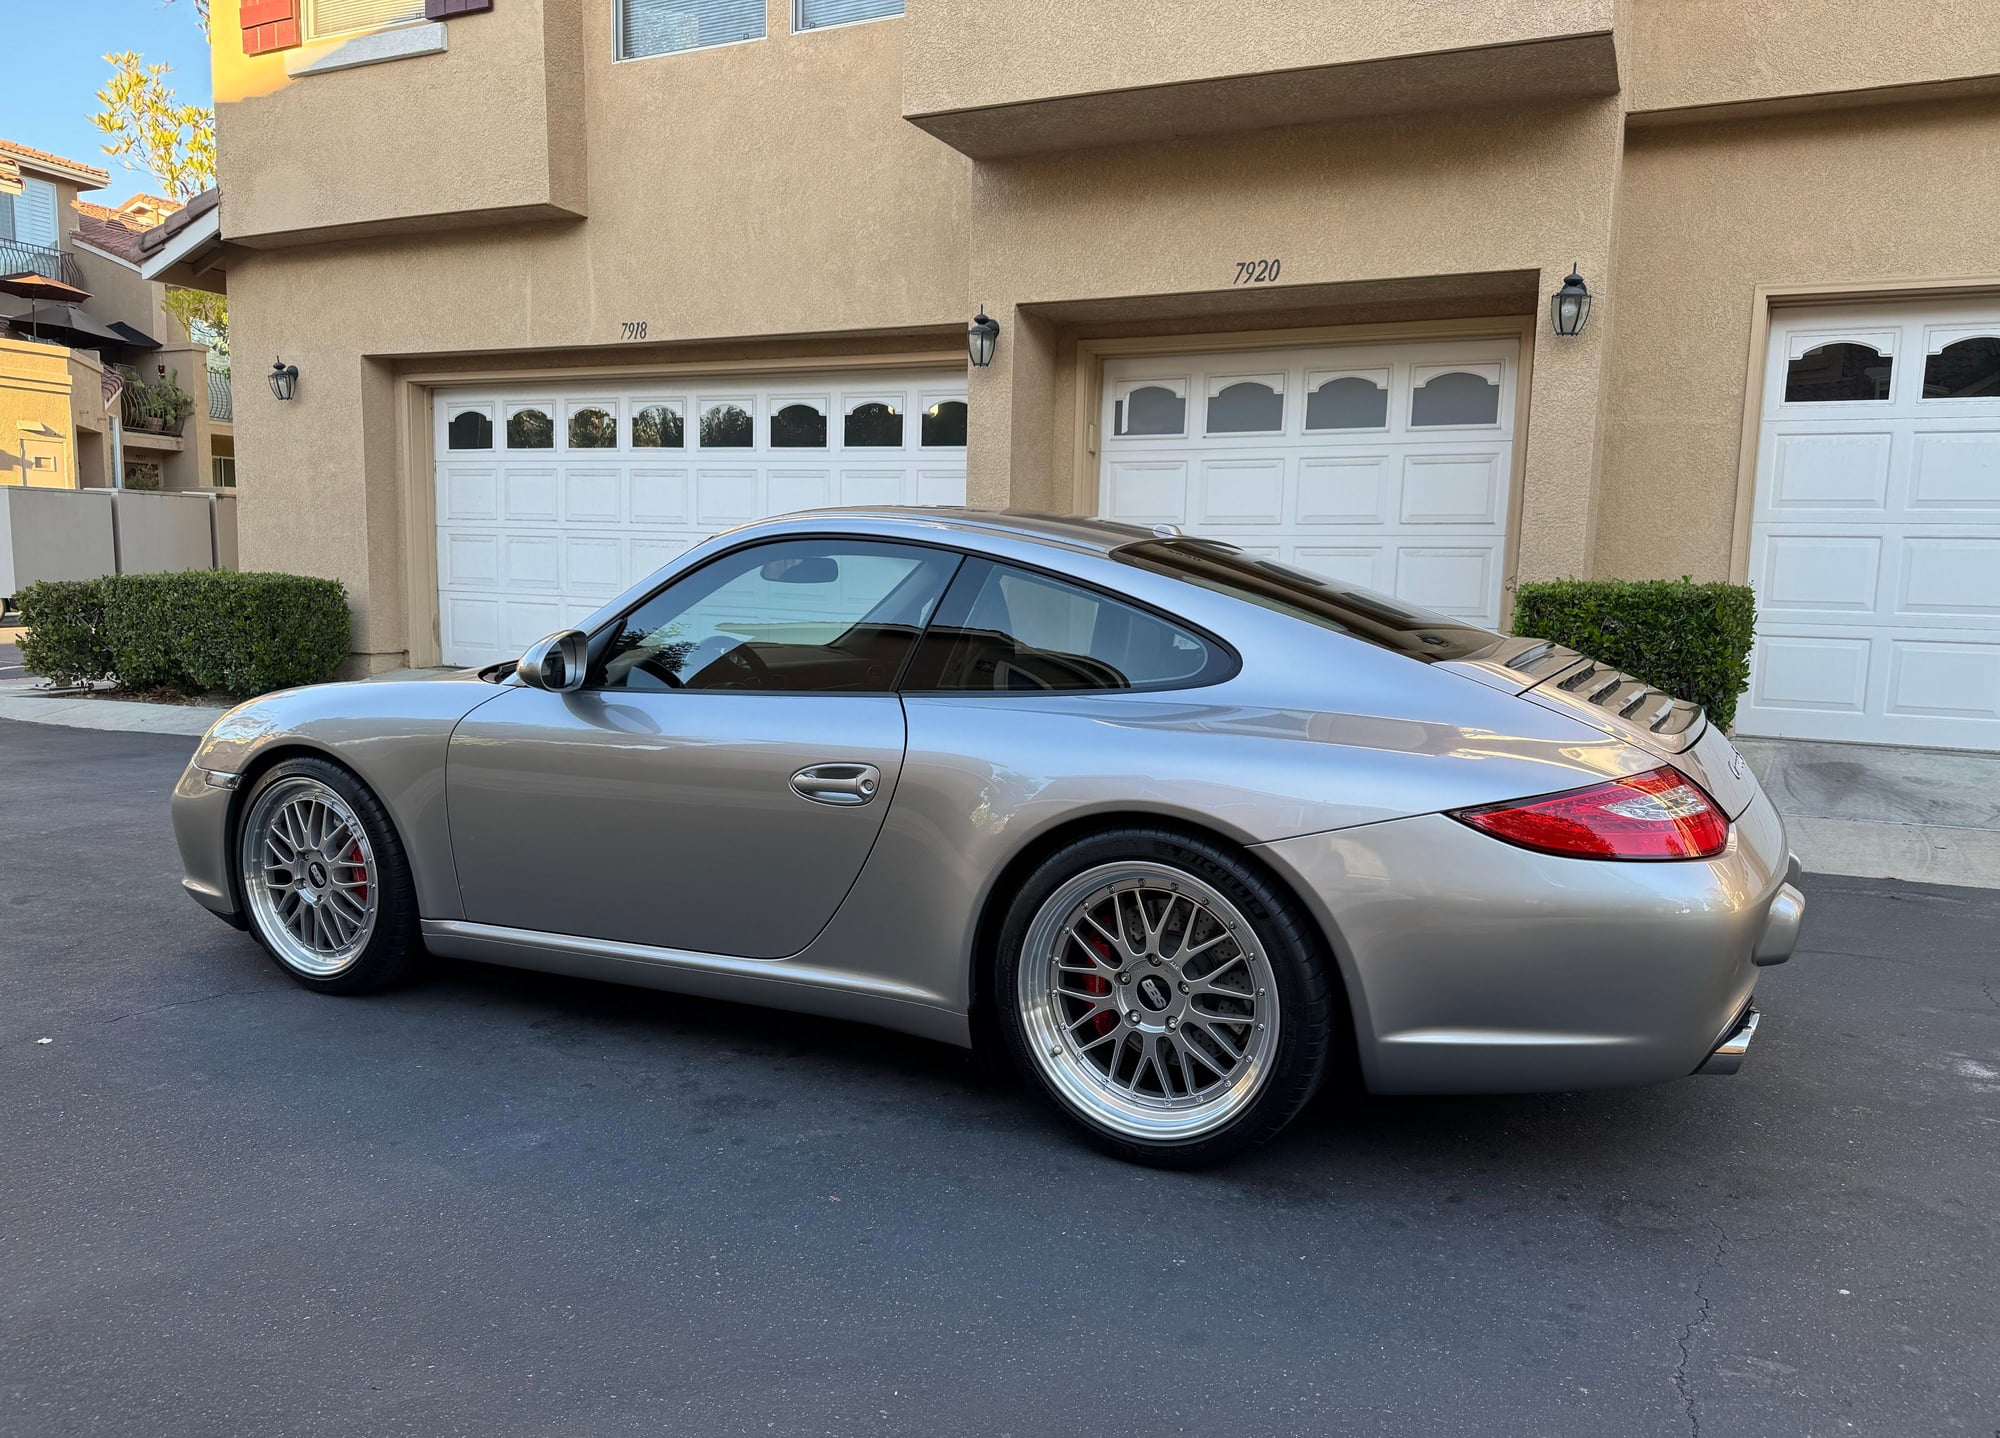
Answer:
[0,0,212,205]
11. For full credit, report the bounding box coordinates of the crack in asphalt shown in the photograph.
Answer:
[98,986,268,1025]
[1672,1216,1730,1438]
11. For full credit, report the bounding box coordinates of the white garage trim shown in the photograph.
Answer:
[1092,330,1526,628]
[1739,298,2000,749]
[429,367,967,667]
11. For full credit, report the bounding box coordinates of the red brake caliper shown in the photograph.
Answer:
[1086,936,1116,1037]
[347,843,368,904]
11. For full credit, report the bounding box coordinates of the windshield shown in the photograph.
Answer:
[1114,538,1506,664]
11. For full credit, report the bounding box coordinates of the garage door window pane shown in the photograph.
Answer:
[569,407,617,449]
[905,560,1217,692]
[447,408,493,449]
[507,408,553,449]
[632,403,684,448]
[772,403,828,448]
[599,539,958,692]
[620,0,765,57]
[700,403,753,447]
[1410,371,1500,427]
[922,400,967,447]
[1206,381,1284,435]
[1305,376,1388,431]
[1785,343,1891,403]
[846,401,903,447]
[797,0,901,28]
[1114,384,1186,437]
[1923,338,2000,399]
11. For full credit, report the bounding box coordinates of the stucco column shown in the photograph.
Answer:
[1512,259,1617,591]
[965,304,1060,512]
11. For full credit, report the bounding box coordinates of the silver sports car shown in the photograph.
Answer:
[172,509,1803,1165]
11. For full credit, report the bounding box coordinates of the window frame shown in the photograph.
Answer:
[579,535,1238,698]
[615,0,769,61]
[303,0,428,43]
[897,555,1240,696]
[792,0,905,32]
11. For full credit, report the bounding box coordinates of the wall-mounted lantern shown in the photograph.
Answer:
[967,309,1000,368]
[1550,267,1593,337]
[268,357,300,400]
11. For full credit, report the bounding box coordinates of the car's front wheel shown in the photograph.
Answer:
[996,829,1335,1166]
[236,757,425,994]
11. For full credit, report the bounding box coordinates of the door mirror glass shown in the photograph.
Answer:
[517,630,588,692]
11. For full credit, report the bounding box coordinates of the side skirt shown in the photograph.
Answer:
[420,919,971,1048]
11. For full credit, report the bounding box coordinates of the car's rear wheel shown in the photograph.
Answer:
[236,757,424,994]
[997,829,1334,1167]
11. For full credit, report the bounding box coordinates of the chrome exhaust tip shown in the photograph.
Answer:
[1697,1008,1759,1076]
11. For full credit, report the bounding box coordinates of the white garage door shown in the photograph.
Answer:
[1741,302,2000,748]
[433,371,968,665]
[1098,338,1519,626]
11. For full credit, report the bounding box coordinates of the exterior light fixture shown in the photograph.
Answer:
[268,356,300,400]
[967,309,1000,368]
[1550,266,1593,337]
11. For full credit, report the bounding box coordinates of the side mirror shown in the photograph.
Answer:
[517,630,588,692]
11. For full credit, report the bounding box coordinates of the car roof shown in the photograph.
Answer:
[782,506,1157,555]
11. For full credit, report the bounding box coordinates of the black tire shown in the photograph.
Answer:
[234,756,426,995]
[994,827,1335,1168]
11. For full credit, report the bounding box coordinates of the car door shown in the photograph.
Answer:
[446,536,962,959]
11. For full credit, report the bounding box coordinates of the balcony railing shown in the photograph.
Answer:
[207,367,232,423]
[0,237,86,289]
[121,379,190,439]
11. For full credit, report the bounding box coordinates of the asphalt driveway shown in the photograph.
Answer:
[1,718,1994,1437]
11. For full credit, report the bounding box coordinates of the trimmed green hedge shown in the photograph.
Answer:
[1511,578,1757,729]
[16,571,350,699]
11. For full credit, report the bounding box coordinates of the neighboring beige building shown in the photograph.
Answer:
[2,142,234,493]
[153,0,2000,758]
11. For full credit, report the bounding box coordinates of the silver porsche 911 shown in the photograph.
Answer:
[172,509,1803,1165]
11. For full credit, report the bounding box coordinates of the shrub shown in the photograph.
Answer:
[17,571,349,699]
[1511,578,1757,729]
[16,578,114,688]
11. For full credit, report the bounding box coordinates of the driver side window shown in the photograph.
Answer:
[596,539,959,693]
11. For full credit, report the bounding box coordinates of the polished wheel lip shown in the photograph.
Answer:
[1018,860,1280,1143]
[239,775,379,979]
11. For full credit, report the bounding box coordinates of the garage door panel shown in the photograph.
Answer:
[1101,339,1516,629]
[1766,430,1894,512]
[1297,456,1388,525]
[1898,536,2000,615]
[1909,431,2000,509]
[436,371,967,666]
[1196,458,1285,525]
[1743,302,2000,747]
[1756,534,1882,614]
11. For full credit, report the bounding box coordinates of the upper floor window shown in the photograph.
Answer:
[306,0,425,41]
[795,0,903,29]
[620,0,765,58]
[0,178,59,249]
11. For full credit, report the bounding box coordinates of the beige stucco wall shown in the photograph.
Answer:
[905,0,1615,116]
[1626,0,2000,116]
[0,338,78,488]
[215,0,587,244]
[1596,94,2000,583]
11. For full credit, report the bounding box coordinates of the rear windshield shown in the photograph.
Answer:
[1115,538,1505,664]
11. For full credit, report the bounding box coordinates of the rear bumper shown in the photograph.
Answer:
[1255,786,1798,1094]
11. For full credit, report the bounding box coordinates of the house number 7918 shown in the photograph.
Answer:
[620,321,649,340]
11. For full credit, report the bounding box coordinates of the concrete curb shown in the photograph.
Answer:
[0,685,223,738]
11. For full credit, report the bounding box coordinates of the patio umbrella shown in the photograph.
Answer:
[0,272,93,343]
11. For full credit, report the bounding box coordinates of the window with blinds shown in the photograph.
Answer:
[619,0,765,57]
[1,179,58,248]
[796,0,902,28]
[307,0,426,40]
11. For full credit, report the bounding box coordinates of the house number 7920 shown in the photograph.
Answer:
[1233,259,1281,284]
[620,321,649,340]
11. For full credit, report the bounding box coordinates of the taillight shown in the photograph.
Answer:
[1450,767,1729,861]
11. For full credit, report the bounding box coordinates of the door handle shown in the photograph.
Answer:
[789,763,882,807]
